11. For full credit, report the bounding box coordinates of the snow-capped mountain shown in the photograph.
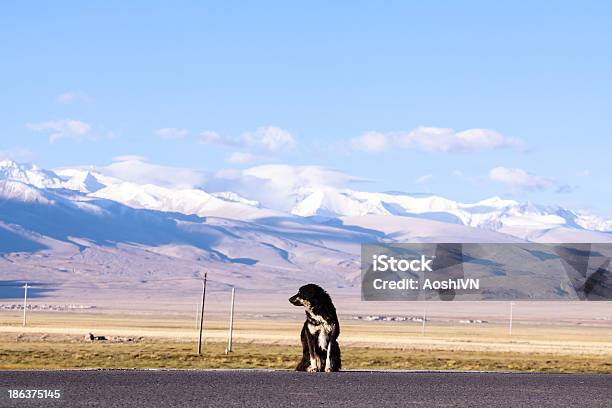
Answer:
[54,169,105,193]
[212,191,260,207]
[0,179,56,205]
[288,187,611,234]
[575,211,612,232]
[0,159,64,189]
[0,159,110,193]
[0,159,610,294]
[0,159,610,236]
[90,182,279,220]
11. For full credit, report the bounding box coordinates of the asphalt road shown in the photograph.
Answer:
[0,370,610,408]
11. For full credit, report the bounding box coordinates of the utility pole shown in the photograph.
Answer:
[195,301,200,330]
[197,272,208,355]
[421,307,426,335]
[509,302,515,336]
[22,282,30,327]
[226,287,235,354]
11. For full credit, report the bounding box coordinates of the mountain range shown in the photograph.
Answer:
[1,159,611,294]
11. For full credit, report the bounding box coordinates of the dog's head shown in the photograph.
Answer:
[289,283,328,308]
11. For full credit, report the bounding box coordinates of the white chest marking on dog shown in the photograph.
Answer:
[318,332,328,350]
[306,314,332,351]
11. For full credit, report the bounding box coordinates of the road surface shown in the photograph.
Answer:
[1,370,610,407]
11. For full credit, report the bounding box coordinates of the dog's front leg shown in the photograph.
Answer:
[325,340,333,372]
[305,331,318,372]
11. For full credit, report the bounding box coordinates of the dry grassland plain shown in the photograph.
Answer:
[0,310,610,373]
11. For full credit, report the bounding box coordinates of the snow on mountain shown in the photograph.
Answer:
[0,160,117,194]
[288,187,612,234]
[1,160,611,239]
[0,159,63,189]
[91,182,221,212]
[90,181,278,220]
[212,191,260,207]
[575,212,612,232]
[0,178,111,218]
[0,179,55,205]
[291,187,392,218]
[291,188,476,221]
[54,169,108,193]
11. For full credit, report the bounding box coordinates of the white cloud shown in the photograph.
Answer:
[100,160,210,189]
[26,119,92,143]
[415,174,433,184]
[244,164,361,191]
[241,126,296,152]
[156,128,188,139]
[198,130,241,148]
[112,155,147,162]
[398,127,522,152]
[350,132,389,153]
[56,91,92,104]
[226,152,257,164]
[454,129,517,151]
[96,158,359,210]
[350,126,521,153]
[203,164,366,211]
[199,126,296,153]
[489,167,553,191]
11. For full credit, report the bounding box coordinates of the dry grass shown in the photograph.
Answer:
[0,311,610,373]
[0,339,610,373]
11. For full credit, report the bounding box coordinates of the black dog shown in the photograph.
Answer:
[289,284,341,372]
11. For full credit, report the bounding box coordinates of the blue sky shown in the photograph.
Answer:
[0,2,611,215]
